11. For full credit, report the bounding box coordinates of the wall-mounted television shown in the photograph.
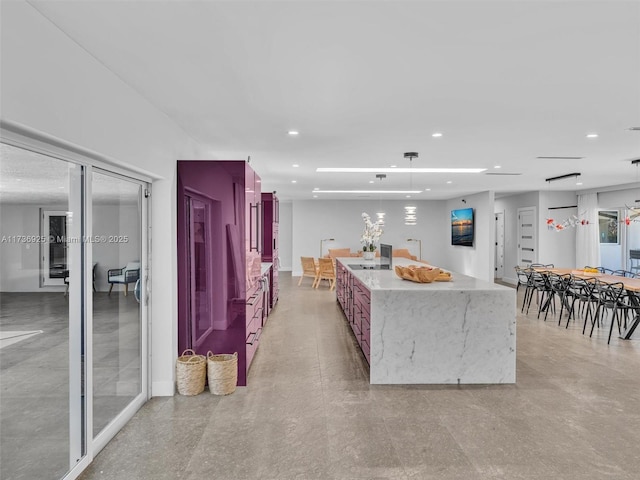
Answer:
[451,208,474,247]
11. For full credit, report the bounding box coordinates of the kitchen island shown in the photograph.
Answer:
[336,257,516,384]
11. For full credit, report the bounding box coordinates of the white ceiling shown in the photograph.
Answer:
[21,0,640,200]
[0,144,140,204]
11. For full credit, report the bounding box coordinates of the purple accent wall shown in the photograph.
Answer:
[177,160,261,386]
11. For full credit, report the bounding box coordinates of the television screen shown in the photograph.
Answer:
[451,208,474,246]
[379,243,392,269]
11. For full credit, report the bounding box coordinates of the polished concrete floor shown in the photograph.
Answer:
[0,290,140,480]
[76,273,640,480]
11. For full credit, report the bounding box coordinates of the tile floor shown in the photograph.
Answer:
[74,273,639,479]
[0,291,140,480]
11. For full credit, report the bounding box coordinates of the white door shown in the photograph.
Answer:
[495,212,505,278]
[517,207,537,266]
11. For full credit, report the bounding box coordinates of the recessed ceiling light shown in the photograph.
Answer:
[494,165,501,169]
[425,188,431,191]
[313,187,319,190]
[316,167,486,173]
[446,181,452,184]
[390,165,397,168]
[406,195,411,198]
[432,133,443,138]
[292,164,299,167]
[313,195,318,198]
[586,133,598,138]
[576,182,583,185]
[288,130,299,136]
[369,180,374,184]
[314,190,422,194]
[291,180,297,183]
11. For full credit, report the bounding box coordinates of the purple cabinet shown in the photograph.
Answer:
[177,160,262,386]
[261,192,279,308]
[335,264,370,364]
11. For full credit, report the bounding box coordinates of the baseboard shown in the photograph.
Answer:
[500,276,517,286]
[151,381,175,397]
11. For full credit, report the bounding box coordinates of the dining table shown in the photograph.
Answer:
[532,268,640,340]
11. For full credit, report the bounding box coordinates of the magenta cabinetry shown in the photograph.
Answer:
[261,192,279,309]
[177,160,263,386]
[336,263,371,364]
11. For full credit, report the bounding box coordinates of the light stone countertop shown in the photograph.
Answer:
[336,257,512,292]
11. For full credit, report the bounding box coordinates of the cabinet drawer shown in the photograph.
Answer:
[246,285,263,321]
[361,318,370,345]
[245,326,262,369]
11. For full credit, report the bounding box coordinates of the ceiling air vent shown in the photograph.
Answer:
[627,127,640,131]
[485,172,522,176]
[536,156,584,160]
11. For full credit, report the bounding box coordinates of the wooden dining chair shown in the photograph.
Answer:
[315,258,336,290]
[298,257,319,287]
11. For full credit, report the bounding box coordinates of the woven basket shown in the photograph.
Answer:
[176,349,206,396]
[207,351,238,395]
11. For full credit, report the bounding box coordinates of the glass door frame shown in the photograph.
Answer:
[1,123,152,480]
[88,166,150,455]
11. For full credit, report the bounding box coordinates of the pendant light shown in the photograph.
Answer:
[404,152,418,225]
[375,174,386,226]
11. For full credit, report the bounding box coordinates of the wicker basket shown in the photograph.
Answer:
[176,349,206,396]
[207,351,238,395]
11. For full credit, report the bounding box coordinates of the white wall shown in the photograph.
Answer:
[598,187,638,209]
[0,204,58,292]
[495,191,539,284]
[538,191,577,270]
[1,1,208,396]
[442,191,495,283]
[291,199,446,277]
[278,201,293,271]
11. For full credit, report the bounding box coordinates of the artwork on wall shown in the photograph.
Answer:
[598,210,619,244]
[451,208,474,247]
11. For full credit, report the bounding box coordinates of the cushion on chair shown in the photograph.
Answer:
[125,261,140,271]
[392,249,417,260]
[327,248,351,258]
[110,261,140,284]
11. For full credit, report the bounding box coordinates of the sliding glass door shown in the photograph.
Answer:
[0,144,84,479]
[0,141,149,480]
[91,169,147,448]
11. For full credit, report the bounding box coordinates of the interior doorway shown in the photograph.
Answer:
[517,206,537,266]
[41,210,69,286]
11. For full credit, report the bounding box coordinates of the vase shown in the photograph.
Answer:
[363,251,375,261]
